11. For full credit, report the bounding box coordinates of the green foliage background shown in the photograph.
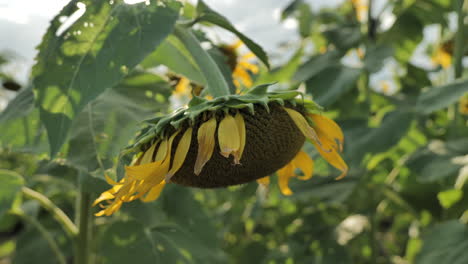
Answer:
[1,0,468,263]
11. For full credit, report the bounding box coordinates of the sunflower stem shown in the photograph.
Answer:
[451,0,465,133]
[74,175,92,264]
[173,25,231,97]
[21,186,78,238]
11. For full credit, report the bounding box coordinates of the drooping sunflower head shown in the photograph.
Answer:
[94,86,348,216]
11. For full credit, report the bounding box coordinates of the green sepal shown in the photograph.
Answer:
[123,88,321,155]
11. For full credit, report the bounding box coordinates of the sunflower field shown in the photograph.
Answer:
[1,0,468,263]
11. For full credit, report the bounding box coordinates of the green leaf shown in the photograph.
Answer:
[66,71,171,174]
[297,3,313,38]
[292,50,342,82]
[323,25,361,51]
[99,221,157,264]
[196,0,269,68]
[0,88,34,123]
[407,139,467,182]
[33,0,180,156]
[0,170,24,218]
[305,65,362,106]
[344,111,414,164]
[141,36,205,85]
[437,189,463,209]
[281,0,304,20]
[255,46,303,84]
[416,220,468,264]
[416,79,468,114]
[364,44,394,73]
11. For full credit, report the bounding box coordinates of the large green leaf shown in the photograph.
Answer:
[0,88,34,123]
[416,221,468,264]
[141,36,205,85]
[416,79,468,114]
[99,221,157,264]
[33,0,180,156]
[66,71,171,174]
[407,139,468,182]
[255,46,303,84]
[292,50,342,82]
[0,170,24,218]
[305,65,362,106]
[196,0,269,68]
[343,110,414,164]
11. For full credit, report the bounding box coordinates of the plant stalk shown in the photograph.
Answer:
[74,178,92,264]
[173,25,231,97]
[453,0,465,79]
[21,186,78,237]
[451,0,465,132]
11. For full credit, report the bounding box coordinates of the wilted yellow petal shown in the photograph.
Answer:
[141,182,166,202]
[194,118,217,175]
[277,163,294,196]
[233,112,246,164]
[140,142,158,165]
[92,184,122,206]
[292,151,314,180]
[218,114,240,158]
[312,141,348,180]
[166,128,193,181]
[309,114,344,151]
[284,108,320,143]
[105,174,121,185]
[257,176,270,186]
[155,138,168,162]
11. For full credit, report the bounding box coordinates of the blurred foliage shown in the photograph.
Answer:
[1,0,468,263]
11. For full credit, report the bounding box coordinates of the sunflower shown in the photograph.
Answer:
[219,40,259,89]
[94,86,348,216]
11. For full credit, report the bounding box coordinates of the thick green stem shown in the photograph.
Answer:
[12,210,67,264]
[173,25,231,97]
[451,0,465,132]
[74,190,91,264]
[453,0,465,79]
[21,187,78,237]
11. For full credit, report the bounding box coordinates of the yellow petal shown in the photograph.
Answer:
[284,108,320,143]
[234,67,253,87]
[227,40,243,50]
[92,184,122,206]
[141,182,166,202]
[105,174,121,185]
[166,128,193,181]
[233,112,246,164]
[277,163,294,196]
[175,77,190,95]
[218,114,240,158]
[239,61,259,74]
[140,142,158,165]
[155,138,168,162]
[309,114,344,152]
[194,118,217,175]
[257,176,270,186]
[312,141,348,180]
[292,151,314,180]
